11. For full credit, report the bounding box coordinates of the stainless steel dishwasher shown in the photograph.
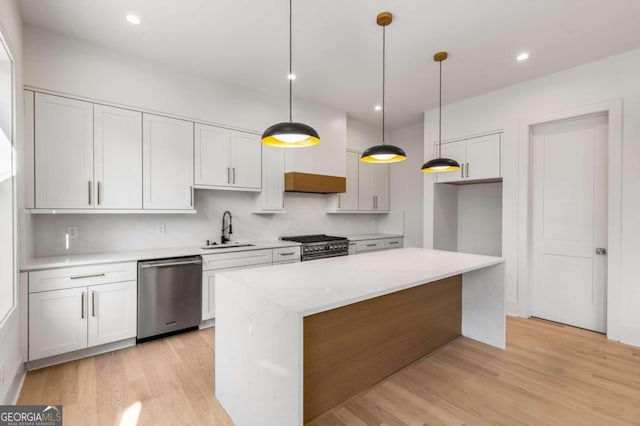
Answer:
[137,256,202,341]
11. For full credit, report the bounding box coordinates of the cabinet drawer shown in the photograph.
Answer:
[355,239,386,252]
[202,249,273,271]
[384,238,404,249]
[29,262,137,293]
[273,246,301,263]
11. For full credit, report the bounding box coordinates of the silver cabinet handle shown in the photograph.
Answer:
[81,292,85,319]
[91,291,96,317]
[466,162,469,178]
[97,181,101,205]
[232,168,236,184]
[227,167,230,184]
[388,241,399,245]
[596,248,607,255]
[461,164,464,178]
[88,181,92,205]
[70,273,105,280]
[366,243,377,247]
[279,252,296,256]
[190,186,194,207]
[338,195,341,209]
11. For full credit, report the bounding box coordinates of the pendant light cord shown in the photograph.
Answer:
[288,0,293,122]
[438,60,442,157]
[382,24,386,144]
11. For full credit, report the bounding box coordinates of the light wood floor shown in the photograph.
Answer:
[18,317,640,425]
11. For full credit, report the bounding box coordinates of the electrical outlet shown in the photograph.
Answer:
[66,226,78,239]
[347,219,352,227]
[0,360,5,385]
[156,224,166,235]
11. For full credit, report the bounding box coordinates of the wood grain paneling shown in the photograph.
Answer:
[284,172,346,193]
[303,275,462,423]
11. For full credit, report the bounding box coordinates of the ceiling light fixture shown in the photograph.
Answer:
[421,52,461,173]
[361,12,406,164]
[261,0,320,148]
[126,14,141,25]
[517,52,529,61]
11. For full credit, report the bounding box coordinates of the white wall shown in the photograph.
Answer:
[0,0,24,405]
[457,183,502,257]
[424,47,640,347]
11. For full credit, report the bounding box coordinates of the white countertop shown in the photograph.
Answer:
[21,240,301,272]
[340,233,403,241]
[217,248,503,316]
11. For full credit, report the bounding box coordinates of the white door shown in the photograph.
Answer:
[88,281,137,347]
[338,152,359,211]
[143,114,194,209]
[260,145,285,211]
[194,123,231,187]
[29,287,87,360]
[35,93,94,208]
[434,141,465,183]
[358,162,375,211]
[230,131,261,189]
[531,114,608,332]
[466,133,501,180]
[373,164,390,211]
[94,105,142,209]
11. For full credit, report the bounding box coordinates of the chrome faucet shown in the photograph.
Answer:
[221,211,233,244]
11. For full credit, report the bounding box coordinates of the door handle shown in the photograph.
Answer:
[461,164,464,178]
[227,167,230,184]
[81,292,85,319]
[97,181,101,205]
[88,181,92,205]
[466,162,469,178]
[91,291,96,317]
[190,186,194,207]
[232,168,236,184]
[596,248,607,255]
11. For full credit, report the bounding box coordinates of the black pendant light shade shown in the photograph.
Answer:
[421,51,461,173]
[262,0,320,148]
[361,12,406,164]
[361,144,407,163]
[421,157,460,172]
[261,121,320,148]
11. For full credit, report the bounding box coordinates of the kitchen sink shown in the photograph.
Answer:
[200,244,256,250]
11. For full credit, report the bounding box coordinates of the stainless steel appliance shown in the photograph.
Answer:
[137,256,202,341]
[280,234,349,261]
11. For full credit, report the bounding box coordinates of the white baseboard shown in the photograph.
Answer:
[26,338,136,371]
[7,357,26,405]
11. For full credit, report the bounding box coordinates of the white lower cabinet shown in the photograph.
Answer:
[87,281,137,347]
[354,237,404,254]
[202,267,239,321]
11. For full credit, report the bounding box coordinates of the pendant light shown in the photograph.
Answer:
[421,52,461,173]
[361,12,406,164]
[261,0,320,148]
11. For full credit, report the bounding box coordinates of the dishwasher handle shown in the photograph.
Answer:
[140,259,202,269]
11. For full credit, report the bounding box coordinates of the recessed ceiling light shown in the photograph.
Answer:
[517,52,529,61]
[126,14,142,25]
[374,105,382,111]
[287,73,296,80]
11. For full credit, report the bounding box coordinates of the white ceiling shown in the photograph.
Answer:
[18,0,640,129]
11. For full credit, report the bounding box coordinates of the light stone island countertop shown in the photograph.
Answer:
[21,240,301,272]
[217,247,504,316]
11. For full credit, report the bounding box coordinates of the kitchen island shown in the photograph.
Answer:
[215,248,505,425]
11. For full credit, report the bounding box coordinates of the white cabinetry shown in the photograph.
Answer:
[330,151,389,213]
[336,151,359,211]
[35,93,94,208]
[28,262,137,361]
[94,105,142,209]
[353,237,404,254]
[255,145,285,212]
[435,133,502,183]
[143,114,194,209]
[194,123,261,191]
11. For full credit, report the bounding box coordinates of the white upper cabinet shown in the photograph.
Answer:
[256,145,285,212]
[143,113,194,210]
[194,123,261,191]
[94,105,142,209]
[336,151,359,211]
[435,133,502,183]
[35,93,94,208]
[358,162,389,212]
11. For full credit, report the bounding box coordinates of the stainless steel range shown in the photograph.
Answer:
[280,234,349,261]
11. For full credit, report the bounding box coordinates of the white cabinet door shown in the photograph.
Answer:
[194,123,231,187]
[143,114,194,209]
[29,287,87,360]
[202,267,241,321]
[230,131,261,189]
[35,93,94,208]
[337,152,359,211]
[358,162,375,211]
[87,281,137,347]
[465,133,501,180]
[259,145,285,211]
[94,105,142,209]
[373,164,390,211]
[434,141,466,183]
